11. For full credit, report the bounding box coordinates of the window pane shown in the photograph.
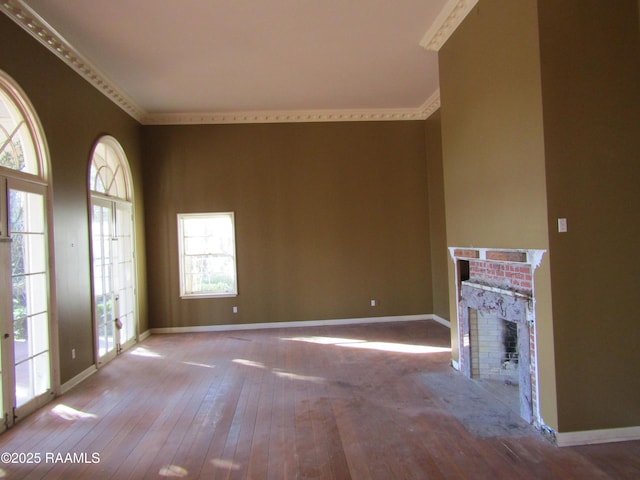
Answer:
[12,273,47,318]
[14,312,49,364]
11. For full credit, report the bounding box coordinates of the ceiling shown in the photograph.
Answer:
[2,0,477,124]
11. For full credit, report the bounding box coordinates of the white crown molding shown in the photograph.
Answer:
[418,89,441,119]
[0,0,146,122]
[143,109,425,125]
[2,0,443,125]
[256,89,438,127]
[143,92,441,125]
[420,0,479,52]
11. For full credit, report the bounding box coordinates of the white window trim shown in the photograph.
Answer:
[177,212,238,299]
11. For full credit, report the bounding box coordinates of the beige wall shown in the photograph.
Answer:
[439,0,557,428]
[538,0,640,431]
[424,113,449,321]
[0,14,147,384]
[142,122,433,328]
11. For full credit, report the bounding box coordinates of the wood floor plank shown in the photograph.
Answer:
[244,351,276,479]
[266,343,298,480]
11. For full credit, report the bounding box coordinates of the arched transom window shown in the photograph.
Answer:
[0,76,45,178]
[89,137,130,200]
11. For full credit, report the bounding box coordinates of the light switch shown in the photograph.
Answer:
[558,218,568,233]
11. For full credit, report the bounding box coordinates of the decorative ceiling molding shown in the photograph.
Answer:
[1,0,443,125]
[143,91,440,125]
[0,0,147,122]
[143,109,424,125]
[420,0,479,52]
[418,89,441,120]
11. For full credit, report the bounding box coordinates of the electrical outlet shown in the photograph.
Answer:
[370,299,376,307]
[232,306,238,313]
[71,348,76,359]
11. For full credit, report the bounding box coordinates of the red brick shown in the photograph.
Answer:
[486,250,527,262]
[454,249,479,258]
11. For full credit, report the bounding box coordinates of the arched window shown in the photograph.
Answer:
[89,136,137,365]
[0,70,54,429]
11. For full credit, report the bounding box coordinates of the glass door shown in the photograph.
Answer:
[114,202,136,350]
[1,178,52,425]
[0,178,10,429]
[1,71,54,429]
[91,198,136,365]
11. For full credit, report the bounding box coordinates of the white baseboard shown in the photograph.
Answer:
[138,329,152,341]
[430,314,451,328]
[556,426,640,447]
[150,313,450,335]
[59,364,97,395]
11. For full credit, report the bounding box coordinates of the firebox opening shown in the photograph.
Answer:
[469,309,520,416]
[503,321,519,373]
[458,259,470,282]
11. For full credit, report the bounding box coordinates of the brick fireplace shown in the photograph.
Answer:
[449,247,545,425]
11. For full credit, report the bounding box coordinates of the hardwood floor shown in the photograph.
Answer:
[0,320,638,479]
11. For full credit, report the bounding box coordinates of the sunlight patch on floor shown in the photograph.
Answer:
[130,346,164,358]
[285,336,368,345]
[159,465,188,477]
[233,359,266,368]
[273,369,325,383]
[211,458,241,470]
[233,358,325,383]
[283,336,450,354]
[182,361,215,369]
[51,404,97,421]
[340,341,451,354]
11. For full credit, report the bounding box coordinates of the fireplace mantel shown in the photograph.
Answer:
[448,247,545,269]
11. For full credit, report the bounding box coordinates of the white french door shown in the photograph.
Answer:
[0,176,52,429]
[91,197,136,366]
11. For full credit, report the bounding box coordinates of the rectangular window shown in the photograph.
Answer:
[177,212,238,298]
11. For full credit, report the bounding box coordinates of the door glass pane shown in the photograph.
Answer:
[15,351,49,408]
[92,203,117,360]
[9,188,50,407]
[115,203,136,344]
[14,313,48,365]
